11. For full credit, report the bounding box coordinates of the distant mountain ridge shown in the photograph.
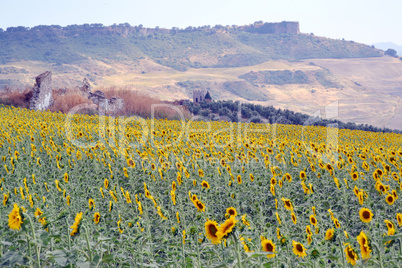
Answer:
[372,42,402,56]
[0,21,382,72]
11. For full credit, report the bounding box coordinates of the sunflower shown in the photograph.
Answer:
[281,198,294,211]
[261,238,276,258]
[270,184,275,196]
[270,177,277,185]
[201,180,210,189]
[385,194,395,205]
[225,207,237,218]
[397,213,402,226]
[356,231,371,260]
[66,195,70,206]
[333,218,341,228]
[312,206,316,216]
[220,158,226,167]
[127,158,135,168]
[299,170,307,180]
[325,228,334,241]
[384,220,396,236]
[198,169,204,177]
[237,175,242,184]
[34,208,43,218]
[217,216,238,238]
[351,172,358,181]
[104,178,109,189]
[250,173,254,182]
[93,212,101,224]
[88,199,95,210]
[309,215,317,226]
[194,200,206,212]
[292,240,307,258]
[291,212,297,224]
[359,208,373,223]
[306,225,312,235]
[3,193,8,206]
[63,173,69,183]
[344,244,358,266]
[8,203,23,230]
[205,219,222,244]
[275,212,281,225]
[70,212,83,236]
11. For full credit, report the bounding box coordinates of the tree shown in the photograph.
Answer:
[204,91,212,100]
[385,48,397,57]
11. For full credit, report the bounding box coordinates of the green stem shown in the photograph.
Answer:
[195,236,201,268]
[182,238,185,268]
[83,225,92,263]
[65,218,71,250]
[231,233,243,268]
[398,239,402,256]
[27,214,41,267]
[26,235,32,266]
[372,242,383,268]
[338,237,346,267]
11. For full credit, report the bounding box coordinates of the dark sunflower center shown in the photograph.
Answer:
[362,211,370,219]
[347,249,355,259]
[285,201,291,207]
[222,222,234,233]
[208,224,218,236]
[229,210,235,215]
[266,243,273,251]
[296,244,303,252]
[387,196,393,202]
[387,223,392,228]
[312,218,316,224]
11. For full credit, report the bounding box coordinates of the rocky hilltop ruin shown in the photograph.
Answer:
[28,72,124,113]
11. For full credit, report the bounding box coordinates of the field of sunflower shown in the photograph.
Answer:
[0,105,401,267]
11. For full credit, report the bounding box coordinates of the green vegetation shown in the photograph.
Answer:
[239,70,309,85]
[314,70,342,88]
[0,24,382,70]
[186,100,401,133]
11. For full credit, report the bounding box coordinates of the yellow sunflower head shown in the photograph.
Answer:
[292,240,307,258]
[261,238,276,258]
[225,207,237,218]
[356,231,371,260]
[344,244,358,265]
[217,216,238,238]
[205,219,221,244]
[325,228,335,241]
[359,208,373,223]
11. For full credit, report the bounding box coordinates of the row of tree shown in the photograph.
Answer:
[185,100,401,134]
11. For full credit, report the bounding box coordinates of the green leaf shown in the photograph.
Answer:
[54,257,68,267]
[102,254,114,264]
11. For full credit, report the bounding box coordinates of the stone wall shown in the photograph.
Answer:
[29,71,53,111]
[243,21,300,34]
[193,89,207,103]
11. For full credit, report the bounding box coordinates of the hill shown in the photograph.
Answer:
[2,22,402,130]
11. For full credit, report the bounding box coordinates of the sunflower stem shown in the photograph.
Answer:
[195,235,201,268]
[26,234,32,266]
[398,238,402,256]
[65,218,71,251]
[338,237,346,268]
[26,214,41,267]
[231,233,243,268]
[83,225,92,263]
[372,242,383,268]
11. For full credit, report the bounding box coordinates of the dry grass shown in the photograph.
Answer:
[100,86,191,119]
[0,87,33,108]
[1,86,191,120]
[50,88,94,114]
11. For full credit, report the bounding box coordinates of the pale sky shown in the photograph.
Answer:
[0,0,401,45]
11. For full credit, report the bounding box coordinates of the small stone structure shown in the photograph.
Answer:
[79,78,92,94]
[29,71,53,111]
[88,90,124,113]
[193,89,207,103]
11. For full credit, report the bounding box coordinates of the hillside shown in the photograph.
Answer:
[2,22,402,130]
